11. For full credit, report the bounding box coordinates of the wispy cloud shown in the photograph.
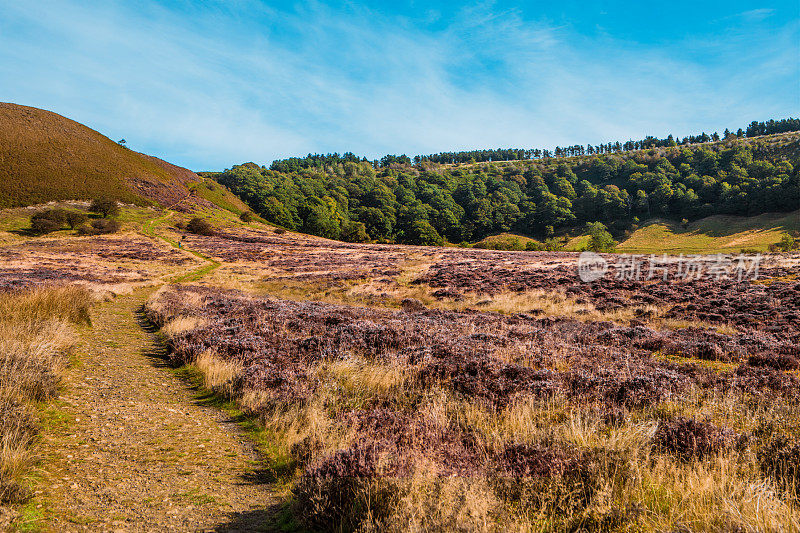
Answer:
[0,0,797,169]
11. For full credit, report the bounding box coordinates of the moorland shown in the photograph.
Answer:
[1,103,799,532]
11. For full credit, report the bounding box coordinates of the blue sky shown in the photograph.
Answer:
[1,1,798,170]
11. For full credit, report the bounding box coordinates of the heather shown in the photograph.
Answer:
[147,274,800,531]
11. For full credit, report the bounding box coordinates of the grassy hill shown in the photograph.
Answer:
[472,209,799,253]
[0,102,246,213]
[471,232,543,250]
[617,210,800,254]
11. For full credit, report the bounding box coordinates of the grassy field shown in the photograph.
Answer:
[0,287,94,509]
[618,210,800,254]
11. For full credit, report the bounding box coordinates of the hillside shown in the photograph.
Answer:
[217,128,800,246]
[616,209,800,254]
[0,103,246,213]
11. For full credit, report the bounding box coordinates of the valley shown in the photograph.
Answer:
[1,201,798,531]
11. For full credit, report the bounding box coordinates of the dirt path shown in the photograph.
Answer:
[27,289,279,532]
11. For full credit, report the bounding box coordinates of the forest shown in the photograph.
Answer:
[215,119,800,245]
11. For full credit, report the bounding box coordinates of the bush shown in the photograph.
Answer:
[239,211,253,223]
[89,198,119,218]
[76,218,121,235]
[748,352,800,371]
[91,218,121,234]
[30,216,62,234]
[491,443,607,517]
[186,217,215,236]
[652,417,734,460]
[65,211,89,229]
[294,446,398,531]
[30,209,68,234]
[758,433,800,498]
[775,234,799,252]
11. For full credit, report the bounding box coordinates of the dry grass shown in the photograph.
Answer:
[0,286,93,504]
[161,316,207,337]
[0,285,94,324]
[419,391,798,532]
[149,284,800,532]
[193,350,242,398]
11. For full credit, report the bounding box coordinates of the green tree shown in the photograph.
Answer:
[89,198,119,218]
[585,222,616,252]
[300,196,342,239]
[65,211,89,229]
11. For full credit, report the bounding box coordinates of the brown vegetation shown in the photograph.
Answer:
[0,102,243,212]
[0,286,94,506]
[148,274,800,531]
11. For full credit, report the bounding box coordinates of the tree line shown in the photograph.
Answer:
[217,129,800,246]
[269,118,800,170]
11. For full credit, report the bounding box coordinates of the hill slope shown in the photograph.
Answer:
[217,131,800,246]
[615,209,800,254]
[0,103,245,212]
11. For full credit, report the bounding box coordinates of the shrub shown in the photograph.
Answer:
[775,234,799,252]
[491,443,606,517]
[64,211,88,229]
[30,208,68,234]
[239,211,253,223]
[400,298,426,312]
[652,417,734,460]
[89,197,119,218]
[758,433,800,498]
[187,217,215,236]
[30,216,62,234]
[294,446,398,531]
[77,218,121,235]
[748,352,800,371]
[93,218,121,234]
[274,228,286,234]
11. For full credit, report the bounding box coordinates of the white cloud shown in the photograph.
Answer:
[0,0,797,169]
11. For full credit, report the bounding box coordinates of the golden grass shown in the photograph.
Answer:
[0,285,92,504]
[193,350,242,398]
[161,316,207,337]
[0,285,94,324]
[418,391,799,532]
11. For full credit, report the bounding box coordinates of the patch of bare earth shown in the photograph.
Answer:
[29,289,277,532]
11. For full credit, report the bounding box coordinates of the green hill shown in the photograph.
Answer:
[0,102,246,213]
[616,210,800,254]
[218,128,800,246]
[473,209,799,253]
